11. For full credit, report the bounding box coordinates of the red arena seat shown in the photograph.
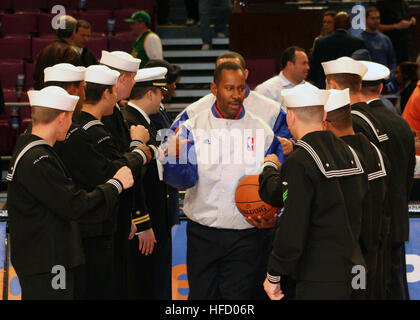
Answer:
[13,0,47,12]
[120,0,154,10]
[0,59,24,89]
[0,35,31,60]
[31,36,55,61]
[109,32,135,53]
[24,62,35,91]
[2,88,18,103]
[84,0,118,10]
[0,12,37,36]
[113,8,139,34]
[76,10,113,34]
[245,59,277,90]
[47,0,79,11]
[87,34,109,60]
[0,1,12,12]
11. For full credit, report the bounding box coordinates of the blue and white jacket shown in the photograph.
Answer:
[170,85,292,141]
[162,104,284,230]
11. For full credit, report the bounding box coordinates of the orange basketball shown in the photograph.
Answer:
[235,174,278,219]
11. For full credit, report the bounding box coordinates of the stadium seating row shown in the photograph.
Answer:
[0,105,30,155]
[0,0,154,13]
[0,8,151,36]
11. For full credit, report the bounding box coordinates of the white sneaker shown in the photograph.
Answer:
[216,32,226,38]
[201,44,211,50]
[186,18,195,25]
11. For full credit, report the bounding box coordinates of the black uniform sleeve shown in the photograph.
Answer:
[258,166,285,208]
[19,154,119,224]
[265,160,314,277]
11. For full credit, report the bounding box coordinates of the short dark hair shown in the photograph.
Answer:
[31,106,64,125]
[130,86,159,100]
[281,46,305,69]
[398,61,419,83]
[213,61,245,84]
[326,73,362,94]
[43,81,82,90]
[85,82,113,104]
[323,10,337,18]
[76,19,91,32]
[334,11,351,30]
[366,6,379,19]
[217,51,246,69]
[326,105,352,131]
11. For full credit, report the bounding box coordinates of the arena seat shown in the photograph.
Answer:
[0,59,24,89]
[0,12,37,36]
[245,58,277,90]
[47,0,79,11]
[0,1,12,12]
[84,0,119,10]
[87,34,109,60]
[13,0,47,12]
[0,120,14,155]
[109,32,135,53]
[113,8,138,33]
[121,0,154,10]
[2,88,18,103]
[76,10,113,34]
[0,35,31,60]
[24,62,35,91]
[31,36,55,61]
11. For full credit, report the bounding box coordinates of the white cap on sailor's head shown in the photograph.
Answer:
[134,67,168,90]
[28,86,79,111]
[322,56,368,77]
[281,83,330,108]
[360,60,390,82]
[324,88,350,112]
[85,65,120,85]
[100,50,141,73]
[44,63,86,83]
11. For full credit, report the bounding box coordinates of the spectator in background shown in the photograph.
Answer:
[402,80,420,155]
[311,10,336,52]
[72,20,97,68]
[309,11,366,89]
[33,15,81,90]
[126,11,163,68]
[377,0,416,64]
[395,61,419,113]
[185,0,199,25]
[199,0,232,50]
[360,7,396,74]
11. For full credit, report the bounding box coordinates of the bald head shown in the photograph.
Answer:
[334,11,351,30]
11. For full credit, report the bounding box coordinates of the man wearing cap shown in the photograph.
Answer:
[100,50,142,154]
[122,67,172,299]
[359,60,415,300]
[144,59,182,231]
[6,86,134,299]
[126,11,163,68]
[324,88,390,299]
[260,84,367,300]
[54,65,153,299]
[162,62,284,299]
[33,15,82,90]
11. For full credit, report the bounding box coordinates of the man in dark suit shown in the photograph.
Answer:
[309,11,367,89]
[73,20,97,68]
[33,15,81,90]
[123,67,172,299]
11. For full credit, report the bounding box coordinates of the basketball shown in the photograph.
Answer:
[235,174,278,220]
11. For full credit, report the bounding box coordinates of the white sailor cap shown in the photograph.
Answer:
[281,83,330,108]
[100,50,141,73]
[360,61,390,85]
[85,65,120,85]
[28,86,79,112]
[322,56,368,78]
[324,88,350,112]
[44,63,86,83]
[134,67,168,90]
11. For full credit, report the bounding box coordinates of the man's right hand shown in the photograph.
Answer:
[135,144,153,164]
[164,136,188,158]
[130,125,150,144]
[263,154,281,169]
[395,19,412,30]
[113,166,134,189]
